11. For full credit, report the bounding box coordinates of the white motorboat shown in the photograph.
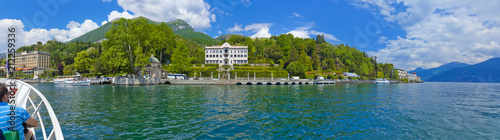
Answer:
[375,79,390,84]
[2,79,64,139]
[54,73,90,86]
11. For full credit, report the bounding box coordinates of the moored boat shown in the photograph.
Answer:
[54,73,90,86]
[375,78,390,84]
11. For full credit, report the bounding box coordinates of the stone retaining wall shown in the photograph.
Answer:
[113,77,161,85]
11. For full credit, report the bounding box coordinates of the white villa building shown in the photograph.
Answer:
[205,42,248,66]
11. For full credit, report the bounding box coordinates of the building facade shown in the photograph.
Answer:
[14,51,50,68]
[205,42,248,66]
[396,68,408,80]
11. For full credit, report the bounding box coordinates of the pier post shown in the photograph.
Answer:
[254,72,256,81]
[228,71,230,80]
[211,72,213,80]
[271,73,273,81]
[288,73,290,81]
[235,71,237,80]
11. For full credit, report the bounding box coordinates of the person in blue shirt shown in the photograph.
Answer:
[0,83,38,140]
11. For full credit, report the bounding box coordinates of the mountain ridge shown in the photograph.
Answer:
[427,58,500,83]
[67,17,219,45]
[410,61,470,81]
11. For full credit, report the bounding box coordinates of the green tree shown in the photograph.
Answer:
[63,64,75,75]
[171,40,191,74]
[101,17,156,75]
[392,69,399,80]
[286,62,306,78]
[277,34,292,59]
[359,62,370,76]
[0,58,6,66]
[311,48,320,70]
[265,45,283,62]
[153,22,175,64]
[289,48,300,62]
[315,34,326,44]
[92,58,105,76]
[74,51,93,73]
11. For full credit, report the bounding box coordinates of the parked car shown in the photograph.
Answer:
[291,76,300,80]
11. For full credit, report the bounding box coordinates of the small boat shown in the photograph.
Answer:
[375,78,390,84]
[54,73,91,86]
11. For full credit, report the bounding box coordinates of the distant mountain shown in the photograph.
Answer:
[67,21,113,43]
[427,58,500,83]
[68,17,219,45]
[215,34,234,42]
[410,62,470,81]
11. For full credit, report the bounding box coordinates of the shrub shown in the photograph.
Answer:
[314,74,322,79]
[327,73,335,79]
[286,62,305,78]
[268,61,275,67]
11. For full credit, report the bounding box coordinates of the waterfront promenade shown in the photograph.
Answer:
[18,77,412,85]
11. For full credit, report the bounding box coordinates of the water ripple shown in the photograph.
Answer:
[27,82,500,139]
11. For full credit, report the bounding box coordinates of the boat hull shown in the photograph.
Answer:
[54,80,91,86]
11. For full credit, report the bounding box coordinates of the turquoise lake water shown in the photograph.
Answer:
[29,82,500,139]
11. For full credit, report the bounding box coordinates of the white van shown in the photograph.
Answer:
[291,76,300,80]
[316,76,324,80]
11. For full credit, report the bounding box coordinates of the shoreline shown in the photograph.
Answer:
[15,78,423,85]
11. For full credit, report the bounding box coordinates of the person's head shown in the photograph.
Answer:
[0,83,9,102]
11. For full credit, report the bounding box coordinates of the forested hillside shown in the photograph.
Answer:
[15,17,394,79]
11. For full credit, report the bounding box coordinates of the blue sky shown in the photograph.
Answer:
[1,0,500,71]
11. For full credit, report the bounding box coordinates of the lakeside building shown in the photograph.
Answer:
[408,73,418,81]
[392,68,422,81]
[145,55,162,78]
[342,72,360,78]
[14,51,50,68]
[394,68,408,80]
[205,42,248,66]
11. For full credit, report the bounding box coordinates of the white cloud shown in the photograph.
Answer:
[101,21,108,26]
[378,36,388,44]
[356,0,500,70]
[218,31,222,34]
[288,30,309,38]
[227,23,272,38]
[292,12,301,18]
[287,22,340,42]
[116,0,214,30]
[244,23,271,31]
[107,10,135,22]
[241,0,252,7]
[227,23,244,32]
[251,27,271,38]
[210,14,216,22]
[0,19,100,52]
[310,30,340,42]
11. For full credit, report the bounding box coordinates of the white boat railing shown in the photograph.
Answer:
[6,79,64,140]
